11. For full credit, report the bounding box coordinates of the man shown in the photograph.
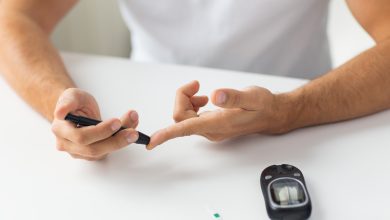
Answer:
[0,1,389,160]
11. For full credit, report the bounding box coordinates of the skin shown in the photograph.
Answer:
[1,1,390,157]
[147,1,390,149]
[0,0,139,160]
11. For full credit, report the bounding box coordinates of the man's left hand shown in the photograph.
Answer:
[147,80,292,150]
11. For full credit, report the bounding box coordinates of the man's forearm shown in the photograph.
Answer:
[0,11,75,121]
[279,39,390,132]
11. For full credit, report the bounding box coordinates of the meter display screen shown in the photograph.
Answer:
[270,178,306,206]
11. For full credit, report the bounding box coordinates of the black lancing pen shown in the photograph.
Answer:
[65,113,150,145]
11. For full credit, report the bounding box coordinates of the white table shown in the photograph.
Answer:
[1,53,389,220]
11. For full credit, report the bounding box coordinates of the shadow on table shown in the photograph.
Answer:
[88,110,390,187]
[74,111,389,220]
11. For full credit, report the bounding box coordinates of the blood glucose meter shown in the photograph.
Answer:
[260,164,312,220]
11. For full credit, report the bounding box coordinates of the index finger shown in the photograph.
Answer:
[147,116,208,150]
[52,118,122,145]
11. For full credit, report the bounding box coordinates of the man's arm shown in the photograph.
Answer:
[0,0,77,120]
[285,0,390,131]
[147,0,390,149]
[0,1,140,160]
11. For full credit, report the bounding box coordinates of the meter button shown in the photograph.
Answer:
[293,173,301,177]
[282,164,294,171]
[265,175,272,180]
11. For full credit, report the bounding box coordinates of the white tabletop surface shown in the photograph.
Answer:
[0,53,389,220]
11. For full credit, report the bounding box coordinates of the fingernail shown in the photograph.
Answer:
[111,121,121,131]
[130,111,138,121]
[126,132,139,143]
[216,92,227,104]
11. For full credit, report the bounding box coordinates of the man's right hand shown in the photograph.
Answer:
[51,88,140,161]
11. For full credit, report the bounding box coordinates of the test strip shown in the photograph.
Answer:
[206,205,223,220]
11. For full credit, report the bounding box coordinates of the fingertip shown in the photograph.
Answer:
[145,139,156,151]
[192,80,200,92]
[190,80,199,86]
[146,141,159,150]
[122,110,138,121]
[120,110,139,129]
[180,80,201,95]
[109,119,122,132]
[130,111,139,122]
[146,131,164,150]
[146,144,154,150]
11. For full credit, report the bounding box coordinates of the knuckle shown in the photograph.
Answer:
[70,154,80,159]
[102,125,115,136]
[231,94,241,106]
[222,122,234,132]
[56,143,65,151]
[131,120,139,129]
[176,87,184,95]
[246,85,260,91]
[84,147,101,157]
[55,139,67,151]
[205,134,225,142]
[51,122,59,134]
[181,130,192,137]
[74,133,88,145]
[66,88,81,97]
[219,113,235,130]
[244,86,261,97]
[179,125,194,137]
[173,111,184,122]
[248,86,266,97]
[100,154,108,160]
[114,135,129,148]
[63,87,75,94]
[85,157,101,161]
[59,89,76,102]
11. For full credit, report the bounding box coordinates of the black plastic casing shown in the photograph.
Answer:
[260,164,312,220]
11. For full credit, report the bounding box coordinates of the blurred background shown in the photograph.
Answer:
[51,0,375,68]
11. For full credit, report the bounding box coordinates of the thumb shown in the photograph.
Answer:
[54,90,82,120]
[54,97,79,120]
[211,87,265,110]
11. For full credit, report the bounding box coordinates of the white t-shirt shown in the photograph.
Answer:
[118,0,331,79]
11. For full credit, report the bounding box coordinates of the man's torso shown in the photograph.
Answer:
[118,0,331,78]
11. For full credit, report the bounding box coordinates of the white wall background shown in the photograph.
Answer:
[51,0,131,57]
[52,0,375,68]
[327,0,374,67]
